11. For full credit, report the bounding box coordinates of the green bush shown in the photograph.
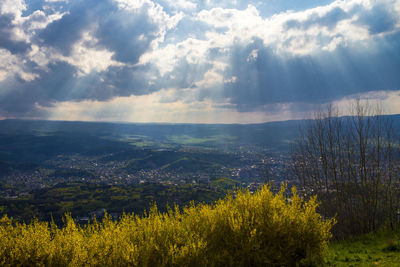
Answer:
[0,185,334,266]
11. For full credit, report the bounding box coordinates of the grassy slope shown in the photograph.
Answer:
[327,230,400,266]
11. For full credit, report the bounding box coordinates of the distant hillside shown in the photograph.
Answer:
[1,115,399,148]
[0,118,305,149]
[0,115,399,168]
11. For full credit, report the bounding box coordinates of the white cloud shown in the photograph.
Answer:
[0,0,26,17]
[247,49,258,62]
[22,10,66,32]
[164,0,197,11]
[0,49,39,82]
[196,4,266,46]
[60,31,125,75]
[113,0,150,10]
[193,61,230,89]
[224,76,237,83]
[0,0,66,44]
[28,30,125,76]
[139,37,210,76]
[113,0,183,50]
[28,45,53,69]
[195,69,223,88]
[194,0,400,55]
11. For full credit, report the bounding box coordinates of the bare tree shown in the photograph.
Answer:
[292,100,399,237]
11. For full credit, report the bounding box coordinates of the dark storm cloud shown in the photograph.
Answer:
[222,34,400,112]
[37,0,104,55]
[0,62,159,114]
[163,59,211,89]
[100,65,157,96]
[38,0,166,63]
[356,4,397,35]
[0,61,77,116]
[95,9,159,64]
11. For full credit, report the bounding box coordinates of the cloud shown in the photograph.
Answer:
[194,1,400,56]
[0,0,30,54]
[135,0,400,114]
[0,0,65,54]
[356,2,399,35]
[0,0,26,18]
[36,0,99,55]
[0,0,400,122]
[0,48,39,82]
[39,90,300,123]
[97,0,183,64]
[0,14,30,54]
[219,31,400,111]
[154,0,400,112]
[56,31,125,75]
[163,0,197,11]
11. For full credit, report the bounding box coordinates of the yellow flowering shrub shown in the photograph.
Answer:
[0,185,334,266]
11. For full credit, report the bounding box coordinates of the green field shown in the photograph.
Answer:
[167,134,237,146]
[327,230,400,266]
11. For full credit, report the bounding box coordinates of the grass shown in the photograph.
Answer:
[211,177,241,189]
[106,134,165,148]
[327,230,400,266]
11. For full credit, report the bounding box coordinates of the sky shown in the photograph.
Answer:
[0,0,400,123]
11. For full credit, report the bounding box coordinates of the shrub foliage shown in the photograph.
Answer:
[0,185,334,266]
